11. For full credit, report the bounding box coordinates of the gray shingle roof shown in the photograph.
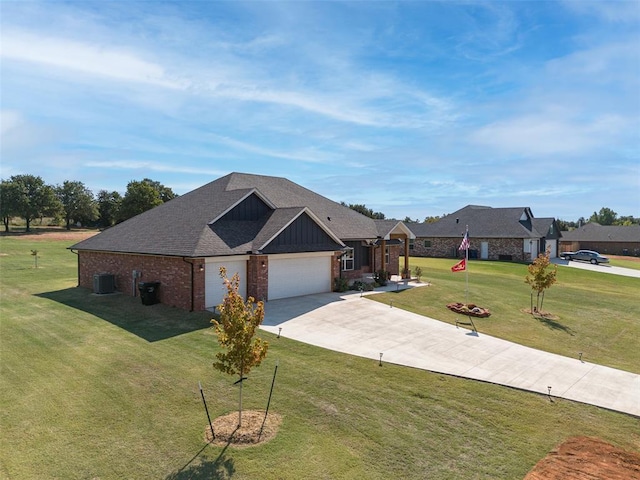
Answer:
[561,223,640,242]
[70,172,380,257]
[409,205,546,239]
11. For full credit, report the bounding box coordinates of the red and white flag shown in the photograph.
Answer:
[459,229,470,251]
[451,258,466,272]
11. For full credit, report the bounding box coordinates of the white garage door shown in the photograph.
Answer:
[205,258,247,310]
[547,240,558,258]
[268,253,332,301]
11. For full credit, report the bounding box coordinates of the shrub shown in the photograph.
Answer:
[333,277,349,292]
[374,270,388,286]
[414,266,423,282]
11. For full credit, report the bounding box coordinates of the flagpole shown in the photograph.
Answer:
[465,225,469,304]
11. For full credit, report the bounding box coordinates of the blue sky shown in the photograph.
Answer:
[1,1,639,222]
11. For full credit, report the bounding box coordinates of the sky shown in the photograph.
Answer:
[1,1,639,222]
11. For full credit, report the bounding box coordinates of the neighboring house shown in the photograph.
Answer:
[560,223,640,256]
[408,205,562,262]
[70,173,414,311]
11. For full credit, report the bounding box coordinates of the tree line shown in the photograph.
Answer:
[0,174,176,232]
[1,174,636,233]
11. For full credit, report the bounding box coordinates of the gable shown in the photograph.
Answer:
[409,205,543,239]
[262,212,342,254]
[69,172,377,257]
[219,192,271,221]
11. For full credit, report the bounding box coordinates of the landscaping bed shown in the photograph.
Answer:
[446,302,491,317]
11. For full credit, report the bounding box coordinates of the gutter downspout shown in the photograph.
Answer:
[182,257,195,312]
[69,248,79,287]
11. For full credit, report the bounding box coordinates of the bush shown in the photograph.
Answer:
[333,277,349,292]
[351,280,374,292]
[414,266,423,282]
[374,270,388,286]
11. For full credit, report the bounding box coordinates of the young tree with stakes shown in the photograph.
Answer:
[525,247,558,314]
[212,267,269,427]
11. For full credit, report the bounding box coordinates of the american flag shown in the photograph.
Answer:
[458,229,469,251]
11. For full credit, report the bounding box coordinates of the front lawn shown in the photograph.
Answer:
[373,257,640,373]
[1,234,638,479]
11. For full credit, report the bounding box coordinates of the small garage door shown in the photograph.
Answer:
[205,258,247,310]
[268,253,332,301]
[547,240,558,258]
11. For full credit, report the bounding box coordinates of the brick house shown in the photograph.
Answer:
[70,173,413,311]
[560,223,640,256]
[408,205,562,262]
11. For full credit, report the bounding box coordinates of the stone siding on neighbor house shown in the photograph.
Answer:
[412,237,528,262]
[78,251,206,311]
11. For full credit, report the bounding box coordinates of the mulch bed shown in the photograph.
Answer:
[446,302,491,317]
[524,436,640,480]
[204,410,282,448]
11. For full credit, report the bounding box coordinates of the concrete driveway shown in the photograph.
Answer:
[552,258,640,278]
[261,282,639,417]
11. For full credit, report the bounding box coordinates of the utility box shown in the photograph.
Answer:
[93,274,115,294]
[138,281,160,305]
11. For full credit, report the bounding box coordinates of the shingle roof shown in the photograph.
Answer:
[532,218,560,238]
[70,172,381,257]
[561,223,640,242]
[409,205,545,239]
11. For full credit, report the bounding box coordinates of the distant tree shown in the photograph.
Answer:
[7,175,61,232]
[96,190,122,228]
[212,268,269,427]
[556,219,580,231]
[403,216,419,223]
[0,179,21,231]
[340,202,385,219]
[55,180,98,230]
[524,248,557,315]
[589,207,617,226]
[616,215,639,226]
[118,178,175,222]
[139,178,176,203]
[424,216,441,224]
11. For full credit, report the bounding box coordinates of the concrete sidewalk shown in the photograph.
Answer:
[261,283,639,417]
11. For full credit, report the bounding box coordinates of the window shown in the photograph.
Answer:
[423,240,432,248]
[409,239,415,250]
[385,246,390,264]
[342,247,354,271]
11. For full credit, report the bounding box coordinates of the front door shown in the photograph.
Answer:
[480,242,489,260]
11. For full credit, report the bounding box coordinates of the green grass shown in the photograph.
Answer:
[1,235,639,479]
[609,256,640,270]
[374,257,640,374]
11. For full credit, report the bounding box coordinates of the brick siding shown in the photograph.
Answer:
[247,255,268,302]
[78,251,205,311]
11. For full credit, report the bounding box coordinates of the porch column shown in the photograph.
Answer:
[404,234,409,275]
[380,239,386,272]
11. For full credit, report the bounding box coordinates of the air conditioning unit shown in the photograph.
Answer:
[93,273,115,294]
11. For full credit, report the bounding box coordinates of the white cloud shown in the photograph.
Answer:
[207,134,336,164]
[469,114,609,155]
[562,0,640,23]
[84,160,227,177]
[0,110,24,136]
[0,30,185,89]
